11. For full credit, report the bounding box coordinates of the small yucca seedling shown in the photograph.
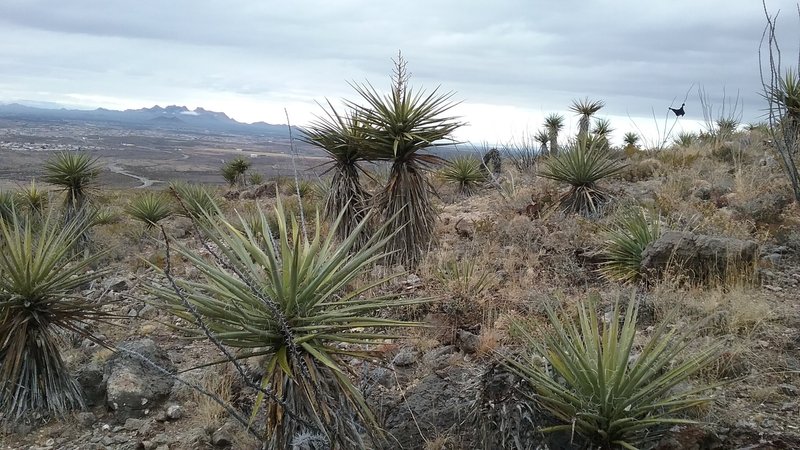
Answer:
[0,208,109,420]
[539,139,626,216]
[440,156,488,195]
[599,207,661,283]
[673,132,696,148]
[126,192,173,228]
[503,294,721,450]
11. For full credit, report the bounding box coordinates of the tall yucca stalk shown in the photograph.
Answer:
[539,139,626,216]
[147,198,426,448]
[348,56,463,267]
[302,100,371,244]
[503,294,720,449]
[0,208,108,420]
[570,98,605,143]
[42,151,100,221]
[544,113,565,156]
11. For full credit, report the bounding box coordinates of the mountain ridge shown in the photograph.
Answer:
[0,102,294,138]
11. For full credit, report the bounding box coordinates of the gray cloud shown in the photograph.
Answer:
[1,0,798,141]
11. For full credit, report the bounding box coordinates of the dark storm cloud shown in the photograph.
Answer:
[1,0,798,137]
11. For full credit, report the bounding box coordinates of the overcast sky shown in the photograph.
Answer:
[1,0,798,146]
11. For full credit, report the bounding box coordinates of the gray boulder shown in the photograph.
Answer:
[641,231,758,280]
[105,339,176,421]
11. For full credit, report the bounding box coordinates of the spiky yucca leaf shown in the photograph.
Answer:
[147,197,427,448]
[539,140,626,216]
[599,207,661,283]
[0,208,109,420]
[440,155,488,195]
[126,192,173,228]
[503,294,721,450]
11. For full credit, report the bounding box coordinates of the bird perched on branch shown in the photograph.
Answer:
[669,103,686,117]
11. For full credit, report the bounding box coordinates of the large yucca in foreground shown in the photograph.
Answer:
[503,295,720,450]
[0,209,107,420]
[148,198,425,448]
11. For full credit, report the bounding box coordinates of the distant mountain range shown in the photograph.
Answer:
[0,102,294,138]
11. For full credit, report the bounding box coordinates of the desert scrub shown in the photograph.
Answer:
[539,139,626,216]
[147,198,427,448]
[502,294,721,450]
[0,208,109,420]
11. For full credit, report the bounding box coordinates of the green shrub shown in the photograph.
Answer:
[42,151,100,219]
[503,294,720,449]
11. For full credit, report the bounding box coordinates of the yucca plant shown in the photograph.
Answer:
[672,132,696,148]
[503,294,721,450]
[592,118,614,149]
[0,190,16,223]
[599,207,661,283]
[623,132,640,158]
[42,151,100,221]
[147,198,426,448]
[302,102,372,244]
[170,182,220,220]
[90,207,120,226]
[539,140,626,216]
[17,179,48,217]
[248,172,264,185]
[440,155,488,195]
[570,98,606,142]
[220,163,240,187]
[544,113,565,156]
[126,191,173,228]
[0,208,109,420]
[349,55,463,267]
[221,156,251,187]
[534,130,550,156]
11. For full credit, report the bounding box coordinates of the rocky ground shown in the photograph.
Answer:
[2,136,800,449]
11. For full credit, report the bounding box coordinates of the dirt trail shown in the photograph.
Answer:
[107,162,160,188]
